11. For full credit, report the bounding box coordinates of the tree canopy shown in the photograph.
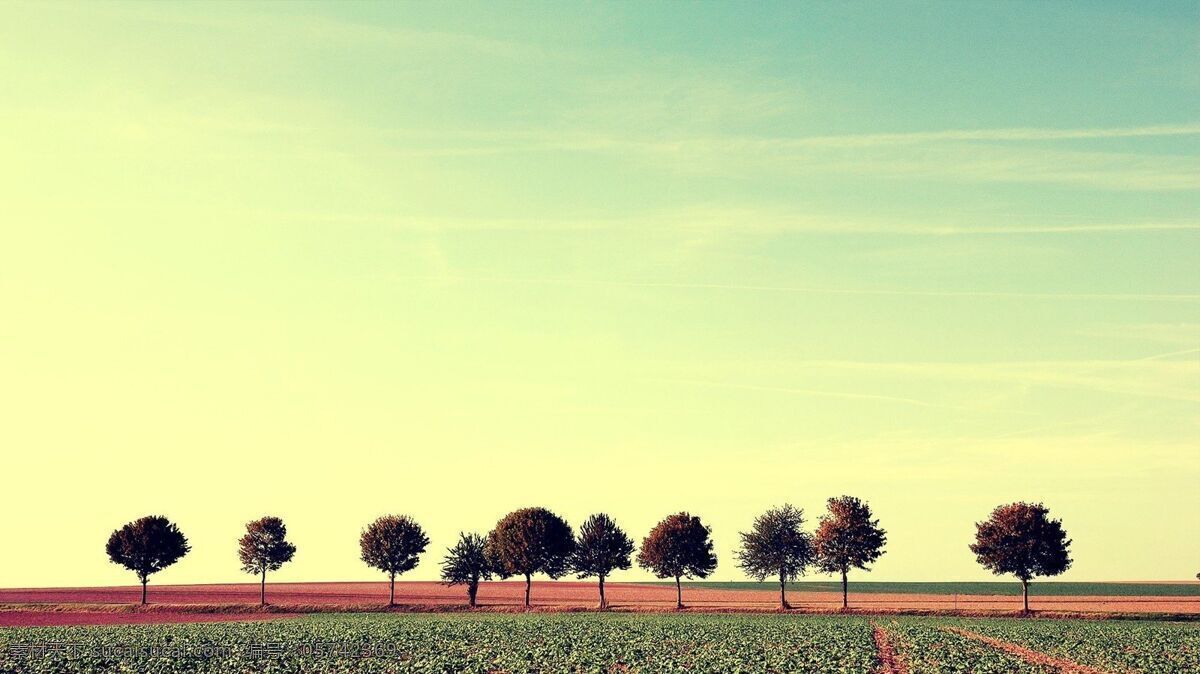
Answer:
[572,513,634,580]
[238,516,296,576]
[486,507,575,580]
[970,502,1072,612]
[637,512,717,608]
[814,496,887,609]
[440,532,493,607]
[486,507,574,606]
[238,516,296,605]
[815,496,887,574]
[105,515,190,604]
[736,504,814,608]
[360,514,430,605]
[572,513,634,608]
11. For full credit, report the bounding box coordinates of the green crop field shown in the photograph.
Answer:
[883,619,1050,674]
[3,613,1200,673]
[658,580,1200,597]
[934,616,1200,673]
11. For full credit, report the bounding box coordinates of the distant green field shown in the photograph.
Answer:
[647,580,1200,597]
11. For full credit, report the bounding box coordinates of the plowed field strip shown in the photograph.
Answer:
[943,626,1110,674]
[870,621,909,674]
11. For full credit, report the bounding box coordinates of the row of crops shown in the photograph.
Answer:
[1,613,1198,673]
[921,617,1200,674]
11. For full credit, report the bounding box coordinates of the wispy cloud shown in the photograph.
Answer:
[648,351,1200,418]
[264,206,1200,237]
[809,143,1200,191]
[1077,323,1200,347]
[1130,347,1200,361]
[367,124,1200,190]
[110,4,541,59]
[407,274,1200,303]
[769,433,1200,482]
[629,208,1200,236]
[650,377,974,410]
[738,123,1200,148]
[554,69,802,134]
[601,137,1200,191]
[374,122,1200,150]
[754,354,1200,403]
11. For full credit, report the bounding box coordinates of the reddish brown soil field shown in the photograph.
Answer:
[0,612,297,627]
[1,581,1196,626]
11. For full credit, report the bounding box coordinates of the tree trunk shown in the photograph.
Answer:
[779,570,789,609]
[260,567,267,606]
[675,575,683,610]
[140,578,148,606]
[1021,578,1030,613]
[389,572,396,607]
[598,574,607,609]
[468,580,478,608]
[524,573,532,607]
[841,569,848,609]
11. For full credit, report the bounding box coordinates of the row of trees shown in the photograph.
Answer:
[106,499,1071,611]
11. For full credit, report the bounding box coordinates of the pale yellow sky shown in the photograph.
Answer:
[0,1,1197,587]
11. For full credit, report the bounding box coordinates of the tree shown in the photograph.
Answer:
[814,496,887,610]
[440,532,493,607]
[359,515,430,606]
[637,512,717,609]
[969,502,1072,613]
[571,513,634,609]
[105,515,190,605]
[485,507,574,607]
[237,516,296,606]
[736,504,815,609]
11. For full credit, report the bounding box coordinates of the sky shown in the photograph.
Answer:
[0,1,1197,588]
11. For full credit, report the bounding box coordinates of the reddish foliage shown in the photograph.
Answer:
[970,502,1072,611]
[970,502,1072,582]
[637,513,717,608]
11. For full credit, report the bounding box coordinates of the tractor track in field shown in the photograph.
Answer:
[870,621,909,674]
[942,626,1110,674]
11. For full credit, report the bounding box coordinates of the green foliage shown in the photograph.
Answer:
[970,502,1072,582]
[441,533,492,585]
[440,532,492,606]
[945,617,1200,674]
[104,515,190,583]
[883,618,1051,674]
[637,512,718,581]
[652,580,1200,597]
[238,516,296,575]
[0,613,879,673]
[359,515,430,578]
[736,504,815,584]
[485,507,575,580]
[572,513,634,580]
[3,614,1198,674]
[814,496,887,575]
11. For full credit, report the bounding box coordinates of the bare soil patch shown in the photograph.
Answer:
[0,582,1195,626]
[0,611,297,627]
[944,626,1109,674]
[871,621,909,674]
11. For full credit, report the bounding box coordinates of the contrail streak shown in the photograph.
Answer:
[649,378,971,411]
[409,276,1200,302]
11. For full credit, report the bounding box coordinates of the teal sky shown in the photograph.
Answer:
[0,1,1197,587]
